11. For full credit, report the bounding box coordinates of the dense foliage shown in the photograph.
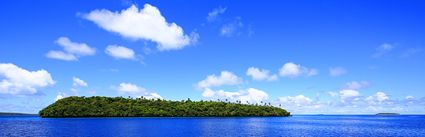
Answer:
[39,96,290,117]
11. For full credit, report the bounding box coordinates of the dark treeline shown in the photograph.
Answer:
[39,96,290,117]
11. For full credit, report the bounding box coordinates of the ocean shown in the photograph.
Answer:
[1,115,424,137]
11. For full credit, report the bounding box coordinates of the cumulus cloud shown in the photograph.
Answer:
[117,83,162,99]
[366,92,389,105]
[280,92,425,114]
[72,77,88,87]
[372,43,394,58]
[84,4,198,51]
[144,92,162,99]
[197,71,242,89]
[344,81,369,90]
[278,95,313,107]
[246,67,278,81]
[329,67,346,77]
[279,62,317,78]
[339,89,361,103]
[105,45,136,60]
[117,83,147,95]
[202,88,216,97]
[202,88,269,104]
[207,7,226,22]
[276,94,326,114]
[55,92,67,101]
[46,37,96,61]
[0,63,55,95]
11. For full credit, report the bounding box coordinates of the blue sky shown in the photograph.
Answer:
[1,0,424,114]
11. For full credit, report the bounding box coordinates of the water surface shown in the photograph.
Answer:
[1,115,424,137]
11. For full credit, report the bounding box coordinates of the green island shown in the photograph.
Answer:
[39,96,290,118]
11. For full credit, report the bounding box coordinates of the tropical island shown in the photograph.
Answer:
[39,96,290,118]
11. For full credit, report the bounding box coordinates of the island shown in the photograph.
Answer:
[0,112,38,116]
[39,96,291,118]
[376,113,400,116]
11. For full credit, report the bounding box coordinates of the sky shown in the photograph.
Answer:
[0,0,424,114]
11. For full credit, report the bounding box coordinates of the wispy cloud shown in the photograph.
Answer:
[220,17,244,37]
[400,48,423,58]
[207,6,226,22]
[372,43,394,58]
[344,81,370,90]
[329,67,347,77]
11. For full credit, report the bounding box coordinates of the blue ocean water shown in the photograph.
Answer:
[1,115,424,137]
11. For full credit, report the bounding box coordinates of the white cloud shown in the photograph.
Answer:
[220,17,244,37]
[55,92,67,101]
[278,95,313,107]
[375,92,389,102]
[207,7,226,22]
[202,88,269,104]
[372,43,394,58]
[105,45,136,60]
[329,67,346,77]
[366,92,389,105]
[339,89,361,103]
[84,4,198,51]
[72,77,88,87]
[197,71,242,89]
[46,37,96,61]
[279,62,317,78]
[0,63,55,95]
[274,91,424,114]
[246,67,277,81]
[202,88,216,98]
[144,93,162,99]
[344,81,369,90]
[279,62,302,77]
[117,83,147,95]
[46,51,77,61]
[117,82,161,99]
[56,37,96,56]
[276,94,326,114]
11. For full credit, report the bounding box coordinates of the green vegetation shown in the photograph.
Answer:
[39,96,290,117]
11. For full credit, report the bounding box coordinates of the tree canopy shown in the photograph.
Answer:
[39,96,290,117]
